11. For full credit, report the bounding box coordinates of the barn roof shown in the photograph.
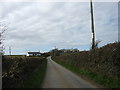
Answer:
[27,52,41,54]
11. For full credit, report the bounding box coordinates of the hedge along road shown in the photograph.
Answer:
[42,56,98,88]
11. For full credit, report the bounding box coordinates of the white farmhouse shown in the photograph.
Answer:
[26,52,41,56]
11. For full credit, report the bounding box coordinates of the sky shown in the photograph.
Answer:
[0,0,118,55]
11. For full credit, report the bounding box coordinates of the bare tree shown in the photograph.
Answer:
[0,20,7,55]
[95,40,101,48]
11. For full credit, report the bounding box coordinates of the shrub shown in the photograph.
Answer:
[53,42,120,88]
[2,56,46,88]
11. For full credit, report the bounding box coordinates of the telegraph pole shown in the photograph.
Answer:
[9,46,11,55]
[55,46,57,49]
[90,0,95,49]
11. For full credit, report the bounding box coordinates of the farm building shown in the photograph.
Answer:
[26,52,41,56]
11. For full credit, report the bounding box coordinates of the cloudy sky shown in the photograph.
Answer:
[0,1,118,55]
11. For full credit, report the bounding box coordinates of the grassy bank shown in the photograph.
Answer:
[24,59,47,88]
[53,59,119,88]
[51,42,120,88]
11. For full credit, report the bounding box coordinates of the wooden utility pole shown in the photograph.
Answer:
[90,0,95,49]
[55,46,57,49]
[9,46,11,55]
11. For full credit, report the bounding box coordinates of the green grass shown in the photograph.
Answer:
[54,60,120,88]
[24,59,47,89]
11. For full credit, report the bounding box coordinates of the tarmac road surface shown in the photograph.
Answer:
[42,56,98,88]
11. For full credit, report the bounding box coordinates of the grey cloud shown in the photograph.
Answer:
[2,2,118,54]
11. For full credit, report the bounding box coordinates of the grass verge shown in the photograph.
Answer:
[54,60,119,88]
[24,59,47,89]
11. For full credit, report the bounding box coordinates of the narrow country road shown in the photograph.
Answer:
[42,56,98,88]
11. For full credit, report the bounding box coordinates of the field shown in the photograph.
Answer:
[52,42,120,88]
[2,56,47,88]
